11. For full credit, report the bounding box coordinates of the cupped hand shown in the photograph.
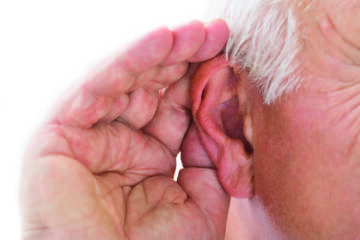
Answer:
[20,20,230,240]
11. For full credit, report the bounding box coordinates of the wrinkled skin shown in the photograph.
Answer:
[251,9,360,238]
[20,20,231,240]
[20,1,360,239]
[225,3,360,239]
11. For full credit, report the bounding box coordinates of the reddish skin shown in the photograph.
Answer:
[186,56,253,198]
[20,20,231,240]
[248,14,360,239]
[186,7,360,239]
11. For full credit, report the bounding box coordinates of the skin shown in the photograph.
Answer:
[20,20,231,240]
[20,1,360,239]
[225,1,360,239]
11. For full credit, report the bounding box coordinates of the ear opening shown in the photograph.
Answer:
[219,96,254,155]
[190,55,254,198]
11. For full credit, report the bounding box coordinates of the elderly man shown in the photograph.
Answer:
[20,0,360,239]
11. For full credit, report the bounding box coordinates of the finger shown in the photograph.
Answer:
[116,88,159,129]
[115,62,189,129]
[142,64,197,154]
[50,27,174,128]
[188,19,230,62]
[145,62,189,90]
[43,121,175,182]
[84,27,175,98]
[178,168,230,240]
[50,19,228,129]
[162,20,206,66]
[101,94,129,123]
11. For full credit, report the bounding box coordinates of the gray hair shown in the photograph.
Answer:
[209,0,312,104]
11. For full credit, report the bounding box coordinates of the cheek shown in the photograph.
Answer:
[251,91,360,237]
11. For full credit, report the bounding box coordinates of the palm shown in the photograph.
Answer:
[21,20,230,240]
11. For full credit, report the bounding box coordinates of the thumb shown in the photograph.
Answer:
[177,167,230,240]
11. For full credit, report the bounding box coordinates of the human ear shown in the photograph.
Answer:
[183,55,254,198]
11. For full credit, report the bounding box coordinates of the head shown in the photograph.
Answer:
[183,0,360,238]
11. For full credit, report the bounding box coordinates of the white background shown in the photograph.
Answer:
[0,0,208,237]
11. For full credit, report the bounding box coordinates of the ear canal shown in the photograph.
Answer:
[190,55,254,198]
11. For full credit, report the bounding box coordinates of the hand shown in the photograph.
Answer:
[20,20,230,240]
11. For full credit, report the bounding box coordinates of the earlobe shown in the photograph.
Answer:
[190,55,254,198]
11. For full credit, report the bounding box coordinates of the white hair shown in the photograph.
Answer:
[209,0,311,104]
